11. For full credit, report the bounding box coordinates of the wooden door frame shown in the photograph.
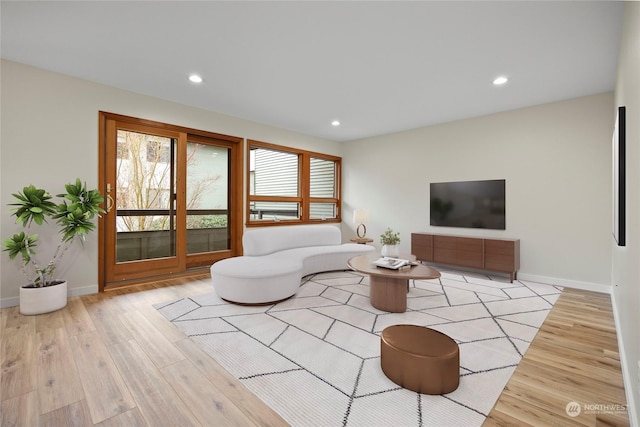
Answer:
[98,111,244,291]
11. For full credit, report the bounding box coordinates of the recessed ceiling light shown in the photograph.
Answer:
[331,120,341,127]
[493,76,509,85]
[189,74,203,83]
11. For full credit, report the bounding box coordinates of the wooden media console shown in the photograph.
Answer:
[411,233,520,282]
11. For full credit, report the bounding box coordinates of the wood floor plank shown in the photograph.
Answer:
[70,331,136,424]
[134,302,186,343]
[537,322,620,352]
[95,407,148,427]
[161,358,260,426]
[496,378,626,427]
[149,275,211,303]
[523,340,624,388]
[3,305,35,332]
[0,391,39,427]
[481,407,531,427]
[118,309,185,368]
[131,282,183,306]
[36,328,85,414]
[485,390,586,427]
[40,399,93,427]
[107,339,200,427]
[512,358,627,406]
[175,337,288,427]
[84,299,133,347]
[171,276,213,297]
[83,290,131,315]
[35,308,65,333]
[62,296,97,336]
[1,323,37,401]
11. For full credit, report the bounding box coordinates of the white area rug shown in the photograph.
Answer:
[155,269,563,426]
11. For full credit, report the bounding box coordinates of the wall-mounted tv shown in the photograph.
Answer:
[430,179,506,230]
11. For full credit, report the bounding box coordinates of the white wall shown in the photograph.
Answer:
[0,59,340,305]
[342,93,614,290]
[612,2,640,423]
[0,61,617,295]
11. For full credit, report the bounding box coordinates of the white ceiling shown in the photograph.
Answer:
[1,1,624,142]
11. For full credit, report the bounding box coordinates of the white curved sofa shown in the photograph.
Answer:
[210,225,375,304]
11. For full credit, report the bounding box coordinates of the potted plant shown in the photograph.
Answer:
[380,227,401,258]
[2,179,104,315]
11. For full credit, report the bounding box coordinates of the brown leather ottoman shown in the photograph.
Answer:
[380,324,459,394]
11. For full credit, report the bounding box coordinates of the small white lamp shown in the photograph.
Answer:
[353,209,369,239]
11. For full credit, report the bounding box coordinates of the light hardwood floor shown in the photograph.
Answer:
[485,288,630,426]
[1,275,630,426]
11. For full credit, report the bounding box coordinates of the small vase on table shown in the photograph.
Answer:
[381,244,400,258]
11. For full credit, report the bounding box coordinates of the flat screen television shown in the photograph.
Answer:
[430,179,506,230]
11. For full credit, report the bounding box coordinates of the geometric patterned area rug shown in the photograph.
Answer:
[155,269,563,427]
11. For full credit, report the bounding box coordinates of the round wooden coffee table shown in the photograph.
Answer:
[347,252,441,312]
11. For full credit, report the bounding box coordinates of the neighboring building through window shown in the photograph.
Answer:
[310,156,338,220]
[248,140,341,225]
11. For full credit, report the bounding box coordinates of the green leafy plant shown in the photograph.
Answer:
[380,227,401,245]
[2,179,104,287]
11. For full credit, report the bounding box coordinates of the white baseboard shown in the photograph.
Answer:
[611,291,639,427]
[422,262,611,293]
[517,272,611,294]
[69,284,99,297]
[0,296,20,309]
[0,284,98,309]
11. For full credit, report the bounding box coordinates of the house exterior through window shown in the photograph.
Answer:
[247,140,341,225]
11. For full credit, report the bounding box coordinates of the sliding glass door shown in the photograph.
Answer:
[100,113,242,287]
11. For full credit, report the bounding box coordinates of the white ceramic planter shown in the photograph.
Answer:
[381,244,400,258]
[20,281,68,315]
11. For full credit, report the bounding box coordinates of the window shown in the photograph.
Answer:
[309,156,337,220]
[248,140,341,225]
